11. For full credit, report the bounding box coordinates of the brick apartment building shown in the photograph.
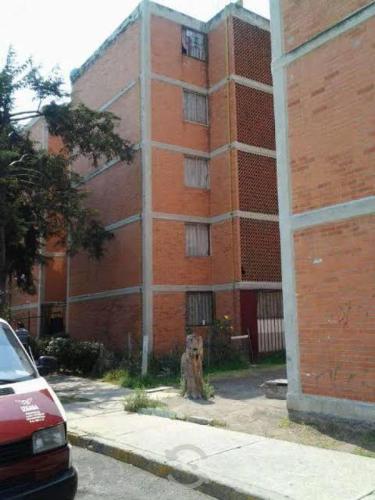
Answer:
[271,0,375,423]
[12,1,281,370]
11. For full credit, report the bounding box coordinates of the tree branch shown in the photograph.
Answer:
[10,113,42,122]
[9,110,41,117]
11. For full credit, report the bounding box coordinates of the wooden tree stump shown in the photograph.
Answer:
[181,333,204,399]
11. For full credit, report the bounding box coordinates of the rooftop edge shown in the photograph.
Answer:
[70,0,270,84]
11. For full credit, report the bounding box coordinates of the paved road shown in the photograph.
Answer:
[73,446,212,500]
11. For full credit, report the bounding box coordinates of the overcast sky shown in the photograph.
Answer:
[1,0,270,111]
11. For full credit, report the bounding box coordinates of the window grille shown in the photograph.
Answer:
[182,27,207,61]
[186,292,213,326]
[185,223,210,256]
[183,91,208,124]
[184,156,209,189]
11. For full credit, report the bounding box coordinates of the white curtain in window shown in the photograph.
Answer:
[185,223,210,256]
[182,28,207,61]
[184,157,209,188]
[187,292,213,325]
[183,91,208,124]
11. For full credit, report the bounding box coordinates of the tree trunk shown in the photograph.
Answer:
[181,333,204,399]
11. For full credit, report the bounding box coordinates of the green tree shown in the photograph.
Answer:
[0,49,133,313]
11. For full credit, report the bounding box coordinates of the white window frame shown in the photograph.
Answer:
[184,156,210,189]
[183,90,208,125]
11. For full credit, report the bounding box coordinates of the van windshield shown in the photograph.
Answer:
[0,322,36,384]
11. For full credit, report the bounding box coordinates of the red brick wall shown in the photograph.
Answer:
[68,294,141,350]
[153,293,186,355]
[152,148,209,216]
[288,18,375,213]
[151,15,208,87]
[153,220,211,286]
[282,0,373,52]
[151,80,209,151]
[153,290,241,355]
[73,86,140,178]
[212,219,241,284]
[208,20,229,86]
[70,223,142,297]
[215,290,241,332]
[233,18,272,85]
[210,151,239,216]
[294,216,375,403]
[44,258,66,303]
[280,2,375,407]
[72,20,140,109]
[235,84,275,149]
[240,219,281,282]
[83,155,141,226]
[68,20,143,345]
[106,86,141,146]
[209,85,231,150]
[238,152,278,214]
[233,17,278,290]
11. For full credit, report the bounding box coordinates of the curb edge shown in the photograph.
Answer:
[68,430,261,500]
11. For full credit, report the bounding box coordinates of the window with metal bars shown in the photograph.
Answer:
[185,223,210,257]
[184,156,209,189]
[183,90,208,124]
[186,292,213,326]
[182,27,207,61]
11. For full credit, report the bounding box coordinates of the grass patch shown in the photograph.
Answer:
[354,447,375,459]
[256,351,286,366]
[278,417,292,429]
[103,369,127,384]
[180,378,215,400]
[103,369,179,389]
[104,359,251,391]
[124,389,166,413]
[210,419,226,428]
[202,380,215,399]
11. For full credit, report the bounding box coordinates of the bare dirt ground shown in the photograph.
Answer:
[161,366,375,458]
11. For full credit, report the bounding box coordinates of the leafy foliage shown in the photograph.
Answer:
[206,316,237,368]
[42,337,101,375]
[0,49,133,310]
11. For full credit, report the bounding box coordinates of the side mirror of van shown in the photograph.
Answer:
[37,356,58,376]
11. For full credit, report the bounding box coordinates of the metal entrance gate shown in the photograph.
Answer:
[256,291,284,353]
[240,289,285,358]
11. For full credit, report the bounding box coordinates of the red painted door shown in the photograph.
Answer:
[240,290,258,359]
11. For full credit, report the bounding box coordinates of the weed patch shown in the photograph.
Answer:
[124,389,166,413]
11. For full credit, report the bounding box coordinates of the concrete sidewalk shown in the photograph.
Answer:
[61,393,375,500]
